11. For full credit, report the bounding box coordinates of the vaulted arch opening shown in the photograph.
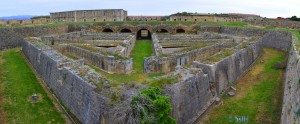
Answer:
[176,29,185,33]
[156,29,168,33]
[136,29,151,40]
[102,28,114,33]
[120,28,132,33]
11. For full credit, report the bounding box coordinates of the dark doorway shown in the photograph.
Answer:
[120,28,132,33]
[156,29,168,33]
[176,29,185,33]
[136,29,151,40]
[102,28,113,33]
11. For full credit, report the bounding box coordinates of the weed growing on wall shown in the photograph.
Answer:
[129,87,176,124]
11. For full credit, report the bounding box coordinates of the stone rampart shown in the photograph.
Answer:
[0,26,69,50]
[64,45,133,74]
[22,40,107,124]
[144,44,234,73]
[193,39,263,94]
[248,20,300,29]
[281,35,300,124]
[166,68,216,124]
[0,28,24,50]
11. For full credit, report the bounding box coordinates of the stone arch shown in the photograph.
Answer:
[102,28,114,33]
[136,28,152,40]
[156,28,169,33]
[176,28,186,33]
[136,24,153,32]
[120,28,132,33]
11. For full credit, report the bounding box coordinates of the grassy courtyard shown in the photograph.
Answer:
[94,40,165,86]
[205,48,286,124]
[0,49,65,124]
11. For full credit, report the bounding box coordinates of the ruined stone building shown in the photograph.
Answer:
[169,13,262,22]
[127,16,167,21]
[50,9,127,22]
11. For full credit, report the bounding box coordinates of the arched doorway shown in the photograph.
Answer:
[176,29,185,33]
[120,28,132,33]
[156,29,168,33]
[102,28,113,33]
[136,29,151,40]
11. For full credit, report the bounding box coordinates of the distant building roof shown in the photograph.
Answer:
[226,13,261,17]
[50,9,127,14]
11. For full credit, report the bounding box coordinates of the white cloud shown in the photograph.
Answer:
[0,0,299,18]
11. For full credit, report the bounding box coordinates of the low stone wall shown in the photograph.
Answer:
[12,26,69,37]
[144,44,234,73]
[248,20,300,29]
[193,39,263,94]
[0,26,69,50]
[64,45,133,74]
[281,35,300,124]
[0,28,24,50]
[166,68,216,124]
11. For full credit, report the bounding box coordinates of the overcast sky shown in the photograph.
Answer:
[0,0,299,18]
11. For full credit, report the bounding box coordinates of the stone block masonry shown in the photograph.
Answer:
[166,67,216,124]
[22,40,105,123]
[64,45,133,74]
[193,39,264,94]
[0,26,69,50]
[281,35,300,124]
[0,28,25,50]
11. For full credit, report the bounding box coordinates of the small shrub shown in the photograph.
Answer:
[129,87,176,124]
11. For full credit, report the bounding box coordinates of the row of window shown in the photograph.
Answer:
[173,19,207,21]
[83,19,117,22]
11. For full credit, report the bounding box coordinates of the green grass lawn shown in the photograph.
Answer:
[132,40,153,73]
[0,49,65,124]
[205,48,286,124]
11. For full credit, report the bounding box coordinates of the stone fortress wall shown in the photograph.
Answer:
[50,9,128,22]
[0,24,297,124]
[248,20,300,29]
[280,34,300,124]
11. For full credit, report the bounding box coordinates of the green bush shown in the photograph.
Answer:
[130,87,176,124]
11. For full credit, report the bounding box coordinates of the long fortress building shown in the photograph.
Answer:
[50,9,127,22]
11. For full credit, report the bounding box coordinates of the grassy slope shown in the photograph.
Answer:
[206,48,286,124]
[0,49,65,124]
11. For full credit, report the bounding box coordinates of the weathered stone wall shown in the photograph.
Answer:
[0,26,69,50]
[248,20,300,29]
[166,68,216,124]
[281,35,300,124]
[64,45,133,74]
[144,44,234,73]
[193,39,264,94]
[202,27,292,51]
[0,28,24,50]
[22,40,105,124]
[12,26,69,37]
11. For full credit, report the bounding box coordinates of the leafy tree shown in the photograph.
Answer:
[129,87,176,124]
[290,16,300,21]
